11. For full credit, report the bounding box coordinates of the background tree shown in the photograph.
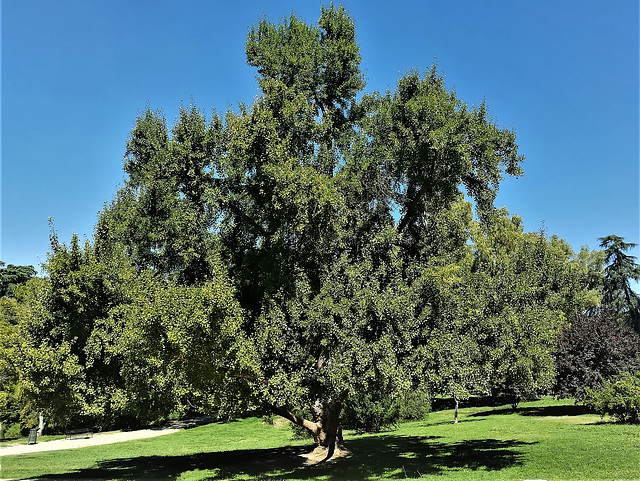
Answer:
[111,261,256,423]
[409,260,489,423]
[16,231,137,428]
[413,213,596,414]
[598,235,640,331]
[0,296,28,437]
[584,371,640,423]
[554,312,640,401]
[0,262,36,297]
[0,262,41,437]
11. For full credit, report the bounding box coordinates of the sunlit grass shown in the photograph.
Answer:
[0,433,66,447]
[1,398,638,480]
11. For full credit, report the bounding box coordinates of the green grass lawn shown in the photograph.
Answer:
[1,398,638,480]
[0,433,67,447]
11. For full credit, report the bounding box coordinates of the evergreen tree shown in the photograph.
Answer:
[0,262,36,297]
[598,235,640,331]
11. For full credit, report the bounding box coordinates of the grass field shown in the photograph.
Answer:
[1,398,638,480]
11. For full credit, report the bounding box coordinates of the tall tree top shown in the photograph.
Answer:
[246,5,365,113]
[598,234,640,331]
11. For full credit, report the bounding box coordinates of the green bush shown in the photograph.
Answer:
[342,391,431,433]
[2,422,24,439]
[262,414,276,425]
[584,371,640,423]
[393,391,432,421]
[342,393,397,433]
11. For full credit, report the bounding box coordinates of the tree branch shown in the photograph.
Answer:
[266,404,318,433]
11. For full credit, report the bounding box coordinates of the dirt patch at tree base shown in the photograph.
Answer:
[300,445,349,465]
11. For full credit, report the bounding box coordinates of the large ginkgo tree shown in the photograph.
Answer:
[13,5,598,460]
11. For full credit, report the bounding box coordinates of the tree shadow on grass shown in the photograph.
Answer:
[31,444,310,480]
[470,403,592,418]
[32,435,534,480]
[327,436,534,480]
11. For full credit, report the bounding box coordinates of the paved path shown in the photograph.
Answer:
[0,426,181,457]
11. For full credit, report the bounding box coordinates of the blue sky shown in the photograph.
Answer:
[2,0,639,283]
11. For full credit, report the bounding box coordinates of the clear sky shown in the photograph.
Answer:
[2,1,639,283]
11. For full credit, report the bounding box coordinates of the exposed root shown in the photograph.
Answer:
[300,444,349,465]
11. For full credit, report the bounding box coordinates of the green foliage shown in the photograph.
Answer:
[573,245,605,294]
[1,421,23,439]
[585,371,640,423]
[363,69,523,233]
[97,103,221,286]
[341,391,400,433]
[112,263,257,421]
[246,5,364,151]
[16,231,135,427]
[0,295,34,435]
[342,390,431,432]
[469,218,596,403]
[0,261,36,297]
[410,214,592,412]
[224,6,531,437]
[16,228,253,428]
[598,234,640,331]
[394,390,432,421]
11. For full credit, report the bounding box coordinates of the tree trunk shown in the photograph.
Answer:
[453,395,459,424]
[271,399,344,461]
[310,400,343,459]
[37,413,46,436]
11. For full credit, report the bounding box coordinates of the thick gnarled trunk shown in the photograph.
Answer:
[272,399,344,461]
[309,400,343,459]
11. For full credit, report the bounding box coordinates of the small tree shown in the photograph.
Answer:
[468,216,592,408]
[16,229,252,429]
[584,371,640,423]
[0,297,24,437]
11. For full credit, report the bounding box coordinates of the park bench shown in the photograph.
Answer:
[65,427,93,440]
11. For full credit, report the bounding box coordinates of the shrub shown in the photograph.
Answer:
[584,371,640,423]
[341,391,431,433]
[393,391,432,421]
[341,392,395,432]
[2,422,23,439]
[262,414,276,425]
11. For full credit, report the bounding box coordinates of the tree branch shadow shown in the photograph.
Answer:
[31,435,534,480]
